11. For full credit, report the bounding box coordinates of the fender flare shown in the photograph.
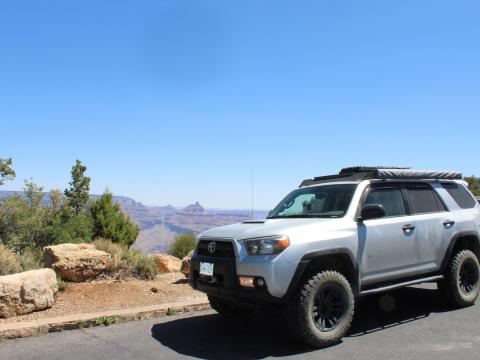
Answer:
[439,231,480,272]
[281,247,358,302]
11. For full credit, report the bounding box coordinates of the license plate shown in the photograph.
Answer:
[199,262,214,276]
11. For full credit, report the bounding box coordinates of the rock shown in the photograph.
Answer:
[0,269,58,318]
[43,243,111,282]
[181,250,193,278]
[150,254,182,273]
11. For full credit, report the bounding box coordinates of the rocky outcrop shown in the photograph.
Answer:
[181,250,193,278]
[0,269,58,318]
[43,243,111,282]
[180,202,206,215]
[150,254,182,273]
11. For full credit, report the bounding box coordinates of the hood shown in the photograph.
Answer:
[201,217,345,240]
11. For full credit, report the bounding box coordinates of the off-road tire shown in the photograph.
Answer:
[286,270,354,348]
[444,250,480,307]
[208,295,253,316]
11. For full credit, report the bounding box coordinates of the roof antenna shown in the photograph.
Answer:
[251,166,254,220]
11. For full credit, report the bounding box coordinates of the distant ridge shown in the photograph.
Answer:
[0,190,268,254]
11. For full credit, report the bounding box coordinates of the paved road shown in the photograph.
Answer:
[1,284,480,360]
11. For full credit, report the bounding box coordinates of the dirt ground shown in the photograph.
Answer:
[0,273,206,324]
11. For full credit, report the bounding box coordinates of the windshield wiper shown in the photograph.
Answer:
[267,214,339,219]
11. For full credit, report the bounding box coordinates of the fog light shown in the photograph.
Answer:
[256,278,265,287]
[239,276,255,288]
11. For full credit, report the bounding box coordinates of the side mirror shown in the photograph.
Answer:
[360,204,386,221]
[267,210,273,218]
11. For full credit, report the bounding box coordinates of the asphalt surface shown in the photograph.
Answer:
[1,284,479,360]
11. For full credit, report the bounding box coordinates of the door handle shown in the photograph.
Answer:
[402,224,415,232]
[443,220,455,227]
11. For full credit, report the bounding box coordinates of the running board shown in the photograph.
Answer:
[359,275,444,296]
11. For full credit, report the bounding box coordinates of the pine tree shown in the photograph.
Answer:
[64,160,91,215]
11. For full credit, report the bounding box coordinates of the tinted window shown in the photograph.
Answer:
[364,187,406,217]
[406,184,446,214]
[442,182,476,209]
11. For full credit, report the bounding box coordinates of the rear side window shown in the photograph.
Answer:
[441,182,477,209]
[364,187,406,217]
[406,184,446,214]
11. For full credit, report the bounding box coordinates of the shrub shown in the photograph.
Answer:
[93,238,158,280]
[94,316,117,327]
[19,248,43,271]
[57,277,68,291]
[47,209,93,245]
[169,233,196,259]
[93,237,124,256]
[0,244,21,275]
[121,248,158,279]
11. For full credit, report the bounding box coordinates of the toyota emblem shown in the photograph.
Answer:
[207,241,216,254]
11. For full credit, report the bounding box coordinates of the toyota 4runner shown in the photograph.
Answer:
[189,167,480,347]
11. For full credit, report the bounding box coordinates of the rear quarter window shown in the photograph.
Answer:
[441,182,477,209]
[405,184,446,214]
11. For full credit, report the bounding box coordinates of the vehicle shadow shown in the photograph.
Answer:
[151,285,454,359]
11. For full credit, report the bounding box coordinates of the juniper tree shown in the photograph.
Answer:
[90,191,140,247]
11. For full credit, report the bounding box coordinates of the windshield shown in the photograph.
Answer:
[267,184,357,219]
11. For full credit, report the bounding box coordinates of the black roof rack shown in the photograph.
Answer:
[300,166,462,187]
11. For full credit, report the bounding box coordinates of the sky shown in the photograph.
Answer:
[1,1,479,210]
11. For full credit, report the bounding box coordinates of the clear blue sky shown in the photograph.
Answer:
[1,1,479,210]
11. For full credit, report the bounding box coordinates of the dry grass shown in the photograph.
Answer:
[93,238,159,280]
[19,248,43,272]
[0,244,22,276]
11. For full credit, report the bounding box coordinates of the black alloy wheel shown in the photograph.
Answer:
[312,283,348,332]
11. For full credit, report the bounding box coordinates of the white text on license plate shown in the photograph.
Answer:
[199,262,214,276]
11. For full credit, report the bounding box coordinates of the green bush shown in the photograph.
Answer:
[46,209,93,245]
[0,244,22,275]
[94,316,117,327]
[57,277,68,291]
[90,192,140,247]
[169,233,196,259]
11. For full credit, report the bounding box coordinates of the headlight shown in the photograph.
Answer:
[243,236,290,255]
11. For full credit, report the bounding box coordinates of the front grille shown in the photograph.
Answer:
[196,240,235,258]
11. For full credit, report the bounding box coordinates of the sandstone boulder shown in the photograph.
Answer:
[43,243,111,282]
[181,250,193,278]
[150,254,182,273]
[0,268,58,318]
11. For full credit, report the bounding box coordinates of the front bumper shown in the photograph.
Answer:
[189,254,287,303]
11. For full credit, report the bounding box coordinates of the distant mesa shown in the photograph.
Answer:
[181,201,206,215]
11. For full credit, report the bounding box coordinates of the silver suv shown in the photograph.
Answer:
[190,167,480,347]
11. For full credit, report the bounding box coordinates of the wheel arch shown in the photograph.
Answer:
[440,231,480,272]
[283,248,359,301]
